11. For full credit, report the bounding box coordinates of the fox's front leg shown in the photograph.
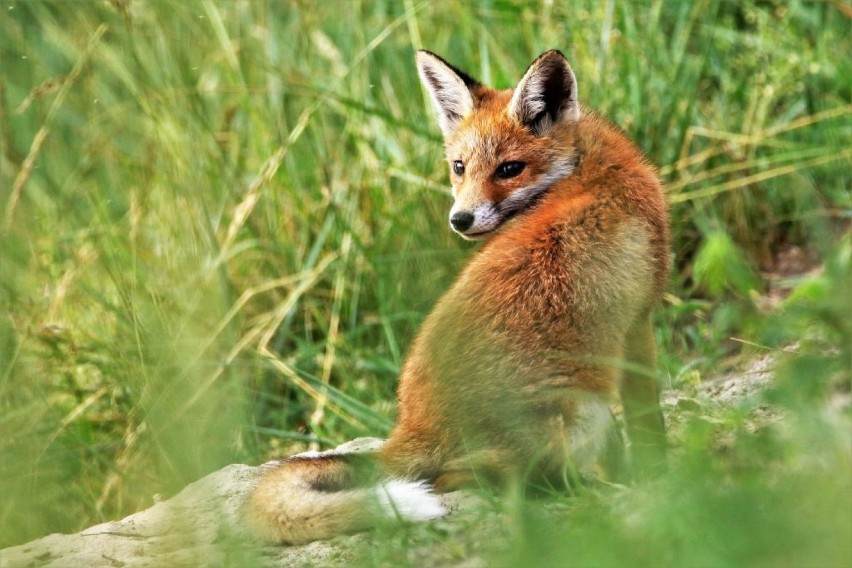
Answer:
[620,313,667,478]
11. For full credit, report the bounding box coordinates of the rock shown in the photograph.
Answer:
[0,464,264,567]
[0,441,485,568]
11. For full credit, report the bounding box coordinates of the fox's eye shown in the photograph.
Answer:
[495,161,526,179]
[452,161,465,176]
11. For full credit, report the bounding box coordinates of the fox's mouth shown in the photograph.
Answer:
[451,181,556,240]
[458,228,495,240]
[454,193,542,240]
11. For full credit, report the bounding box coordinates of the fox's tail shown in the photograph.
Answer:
[244,438,447,544]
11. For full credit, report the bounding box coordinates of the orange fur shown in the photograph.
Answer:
[246,50,670,544]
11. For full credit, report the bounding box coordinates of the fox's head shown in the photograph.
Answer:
[416,50,580,240]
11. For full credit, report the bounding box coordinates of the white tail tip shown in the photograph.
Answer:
[376,480,447,522]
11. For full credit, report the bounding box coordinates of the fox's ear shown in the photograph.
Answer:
[416,50,479,136]
[509,50,579,134]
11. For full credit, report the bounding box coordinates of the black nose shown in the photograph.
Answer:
[450,211,474,232]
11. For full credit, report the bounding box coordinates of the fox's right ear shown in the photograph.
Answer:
[510,50,579,135]
[416,50,479,136]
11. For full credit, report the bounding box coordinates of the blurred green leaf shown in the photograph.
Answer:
[693,230,761,297]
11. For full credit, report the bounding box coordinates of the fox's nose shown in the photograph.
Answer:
[450,211,474,232]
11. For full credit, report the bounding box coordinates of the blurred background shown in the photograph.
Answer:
[0,0,849,564]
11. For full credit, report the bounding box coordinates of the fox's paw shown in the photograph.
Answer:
[376,480,447,522]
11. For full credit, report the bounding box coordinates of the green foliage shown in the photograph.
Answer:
[0,0,849,563]
[768,235,852,403]
[693,230,761,297]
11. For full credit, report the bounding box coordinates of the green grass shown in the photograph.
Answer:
[1,0,850,564]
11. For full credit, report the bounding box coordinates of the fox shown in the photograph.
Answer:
[245,49,670,544]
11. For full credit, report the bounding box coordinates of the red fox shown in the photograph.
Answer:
[246,49,670,544]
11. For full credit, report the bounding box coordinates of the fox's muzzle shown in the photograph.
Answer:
[448,201,502,240]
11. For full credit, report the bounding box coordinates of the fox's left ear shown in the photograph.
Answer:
[509,50,579,134]
[416,50,480,136]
